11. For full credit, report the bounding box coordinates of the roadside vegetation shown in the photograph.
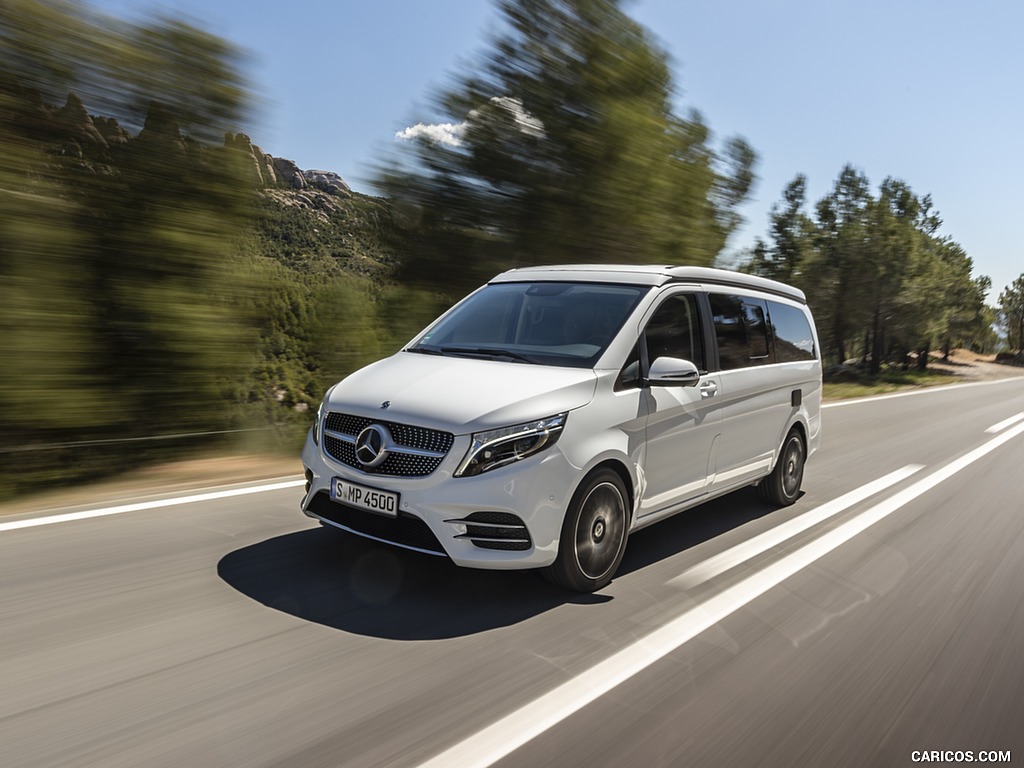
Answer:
[2,0,1022,500]
[742,172,998,372]
[823,368,966,401]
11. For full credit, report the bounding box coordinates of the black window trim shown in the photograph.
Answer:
[695,291,718,374]
[743,296,773,363]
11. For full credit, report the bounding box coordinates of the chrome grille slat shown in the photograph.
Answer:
[454,534,531,543]
[448,520,528,530]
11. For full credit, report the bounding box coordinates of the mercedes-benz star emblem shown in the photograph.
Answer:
[354,424,392,468]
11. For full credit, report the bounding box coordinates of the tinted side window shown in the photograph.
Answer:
[644,294,705,370]
[768,301,816,361]
[709,293,771,370]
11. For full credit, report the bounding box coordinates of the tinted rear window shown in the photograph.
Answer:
[709,293,771,370]
[768,301,816,362]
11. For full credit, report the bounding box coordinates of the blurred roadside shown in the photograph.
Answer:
[5,1,1015,513]
[928,349,1024,380]
[822,349,1024,400]
[6,350,1022,520]
[0,452,302,518]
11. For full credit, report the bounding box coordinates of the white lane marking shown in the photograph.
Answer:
[0,479,305,533]
[416,421,1024,768]
[669,464,923,589]
[986,412,1024,434]
[823,375,1024,409]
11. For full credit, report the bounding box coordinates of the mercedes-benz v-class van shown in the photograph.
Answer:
[300,265,822,591]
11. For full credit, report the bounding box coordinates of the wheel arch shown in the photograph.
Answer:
[578,457,637,526]
[787,418,807,446]
[777,414,808,460]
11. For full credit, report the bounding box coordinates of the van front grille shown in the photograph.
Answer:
[322,412,454,477]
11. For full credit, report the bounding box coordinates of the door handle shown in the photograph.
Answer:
[699,381,718,398]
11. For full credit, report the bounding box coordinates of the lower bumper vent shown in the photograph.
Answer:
[447,511,532,552]
[307,492,446,556]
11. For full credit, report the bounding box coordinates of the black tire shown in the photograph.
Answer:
[758,428,805,506]
[543,468,629,592]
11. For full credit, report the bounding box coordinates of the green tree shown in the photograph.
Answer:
[377,0,755,297]
[862,177,923,373]
[801,165,872,366]
[934,247,991,359]
[1,0,256,494]
[747,175,811,283]
[747,166,991,371]
[999,275,1024,352]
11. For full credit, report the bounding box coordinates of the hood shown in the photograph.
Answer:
[325,352,597,433]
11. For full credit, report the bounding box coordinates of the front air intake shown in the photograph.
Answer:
[307,492,447,556]
[447,511,532,551]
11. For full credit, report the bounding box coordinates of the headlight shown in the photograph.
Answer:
[455,413,567,477]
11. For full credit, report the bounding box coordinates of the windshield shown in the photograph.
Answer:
[408,281,650,368]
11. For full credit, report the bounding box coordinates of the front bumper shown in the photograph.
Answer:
[300,428,578,569]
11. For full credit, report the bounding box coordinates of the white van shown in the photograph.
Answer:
[300,265,822,591]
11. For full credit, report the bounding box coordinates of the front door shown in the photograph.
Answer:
[636,291,723,520]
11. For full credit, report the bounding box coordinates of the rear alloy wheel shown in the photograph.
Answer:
[758,428,805,506]
[543,468,629,592]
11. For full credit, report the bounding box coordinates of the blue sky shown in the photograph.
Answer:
[91,0,1023,300]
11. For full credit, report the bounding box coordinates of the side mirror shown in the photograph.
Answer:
[647,356,700,387]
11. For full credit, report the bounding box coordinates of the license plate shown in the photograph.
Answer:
[330,477,399,517]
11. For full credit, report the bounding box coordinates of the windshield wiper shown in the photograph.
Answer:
[440,346,537,364]
[404,346,445,356]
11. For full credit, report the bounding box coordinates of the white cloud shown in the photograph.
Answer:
[396,97,545,148]
[394,121,466,147]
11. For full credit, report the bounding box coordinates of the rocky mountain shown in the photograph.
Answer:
[29,92,397,279]
[222,132,399,279]
[224,132,352,196]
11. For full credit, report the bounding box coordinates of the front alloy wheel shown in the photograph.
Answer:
[543,468,629,592]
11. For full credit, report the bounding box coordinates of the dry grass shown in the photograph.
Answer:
[823,349,1024,401]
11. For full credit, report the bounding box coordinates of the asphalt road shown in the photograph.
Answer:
[2,377,1024,768]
